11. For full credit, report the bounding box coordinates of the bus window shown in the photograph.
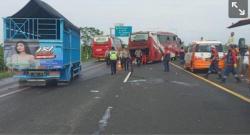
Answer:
[94,36,109,44]
[131,33,149,41]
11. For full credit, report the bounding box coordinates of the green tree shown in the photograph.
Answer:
[0,44,5,71]
[80,27,104,46]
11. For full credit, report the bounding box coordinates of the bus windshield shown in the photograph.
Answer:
[94,37,109,44]
[195,44,223,52]
[131,34,149,41]
[157,35,177,44]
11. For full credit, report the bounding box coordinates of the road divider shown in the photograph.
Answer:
[170,63,250,104]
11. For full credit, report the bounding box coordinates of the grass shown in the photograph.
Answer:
[0,71,14,79]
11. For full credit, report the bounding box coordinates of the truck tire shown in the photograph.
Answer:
[70,69,74,81]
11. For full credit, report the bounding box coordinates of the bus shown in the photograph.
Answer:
[128,31,164,63]
[92,36,122,61]
[156,32,182,60]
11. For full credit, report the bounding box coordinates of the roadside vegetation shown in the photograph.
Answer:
[0,43,14,79]
[80,27,104,62]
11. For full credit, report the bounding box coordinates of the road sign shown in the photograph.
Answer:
[229,0,248,18]
[115,26,132,37]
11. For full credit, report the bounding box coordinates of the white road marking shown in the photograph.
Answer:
[123,72,132,83]
[128,79,147,83]
[93,106,113,135]
[0,87,30,98]
[90,90,100,93]
[171,81,192,87]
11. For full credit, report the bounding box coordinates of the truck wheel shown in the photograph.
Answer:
[70,69,74,81]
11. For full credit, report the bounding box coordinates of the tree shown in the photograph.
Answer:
[0,44,5,71]
[80,27,104,46]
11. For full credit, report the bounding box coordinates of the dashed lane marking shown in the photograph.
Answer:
[0,87,30,99]
[123,72,132,83]
[170,63,250,104]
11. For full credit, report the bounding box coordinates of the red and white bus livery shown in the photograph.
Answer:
[92,36,122,60]
[156,32,182,59]
[128,31,164,63]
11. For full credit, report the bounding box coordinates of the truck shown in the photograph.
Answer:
[3,0,81,86]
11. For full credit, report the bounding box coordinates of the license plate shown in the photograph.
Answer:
[28,71,46,76]
[96,49,102,51]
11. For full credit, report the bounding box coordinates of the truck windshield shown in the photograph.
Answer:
[131,34,148,41]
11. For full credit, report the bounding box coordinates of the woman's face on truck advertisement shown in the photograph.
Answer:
[16,43,25,53]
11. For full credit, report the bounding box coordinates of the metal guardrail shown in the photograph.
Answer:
[4,18,61,40]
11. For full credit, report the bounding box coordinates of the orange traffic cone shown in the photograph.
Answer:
[117,60,122,71]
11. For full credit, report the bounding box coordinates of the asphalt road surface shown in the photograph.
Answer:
[0,61,249,134]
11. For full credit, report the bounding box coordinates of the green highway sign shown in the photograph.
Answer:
[115,26,132,37]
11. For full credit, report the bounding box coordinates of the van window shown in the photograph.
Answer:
[195,44,223,52]
[195,45,210,52]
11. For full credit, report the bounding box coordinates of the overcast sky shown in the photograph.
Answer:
[0,0,250,44]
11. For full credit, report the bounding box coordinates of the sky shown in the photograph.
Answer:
[0,0,250,44]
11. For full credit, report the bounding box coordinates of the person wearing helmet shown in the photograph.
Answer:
[204,45,221,78]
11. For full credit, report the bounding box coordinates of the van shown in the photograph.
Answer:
[184,40,225,72]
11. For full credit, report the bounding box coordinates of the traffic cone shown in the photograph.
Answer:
[117,60,122,71]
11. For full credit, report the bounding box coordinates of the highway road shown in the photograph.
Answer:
[0,61,249,134]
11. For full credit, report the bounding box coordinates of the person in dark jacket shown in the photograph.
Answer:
[179,47,185,65]
[221,45,241,83]
[163,49,171,72]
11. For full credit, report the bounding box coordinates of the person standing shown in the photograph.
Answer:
[241,49,249,77]
[179,47,185,65]
[227,32,235,46]
[163,49,171,72]
[121,48,131,71]
[135,49,142,67]
[221,45,241,83]
[204,45,221,78]
[109,47,118,75]
[105,49,110,65]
